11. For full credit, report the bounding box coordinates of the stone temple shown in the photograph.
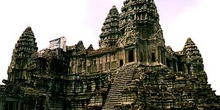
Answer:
[0,0,220,110]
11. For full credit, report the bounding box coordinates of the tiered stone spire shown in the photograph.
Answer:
[183,38,203,64]
[7,26,38,82]
[182,38,218,108]
[99,5,120,48]
[120,0,163,40]
[183,38,207,82]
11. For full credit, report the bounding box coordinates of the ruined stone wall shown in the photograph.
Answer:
[69,48,138,74]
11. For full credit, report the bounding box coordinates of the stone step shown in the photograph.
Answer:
[103,64,137,109]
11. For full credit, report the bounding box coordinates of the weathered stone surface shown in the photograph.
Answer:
[0,0,219,110]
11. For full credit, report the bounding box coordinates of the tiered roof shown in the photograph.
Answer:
[99,6,120,48]
[183,38,203,64]
[13,27,38,59]
[7,27,38,82]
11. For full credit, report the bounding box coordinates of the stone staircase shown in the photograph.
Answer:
[103,63,137,110]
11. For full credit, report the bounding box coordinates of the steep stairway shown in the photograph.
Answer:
[103,63,137,110]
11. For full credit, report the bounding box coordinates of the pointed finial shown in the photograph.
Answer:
[112,5,116,9]
[24,26,32,31]
[87,44,94,51]
[186,37,192,41]
[109,5,119,15]
[22,26,34,36]
[185,37,195,45]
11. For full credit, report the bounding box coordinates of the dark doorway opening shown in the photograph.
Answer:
[151,52,156,62]
[128,49,134,62]
[5,102,15,110]
[120,59,124,67]
[166,58,171,68]
[177,56,183,71]
[187,64,191,74]
[177,61,183,71]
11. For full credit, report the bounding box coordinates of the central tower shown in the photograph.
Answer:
[116,0,166,65]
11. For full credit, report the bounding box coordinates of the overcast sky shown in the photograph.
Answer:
[0,0,220,95]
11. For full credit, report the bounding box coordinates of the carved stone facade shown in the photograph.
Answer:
[0,0,220,110]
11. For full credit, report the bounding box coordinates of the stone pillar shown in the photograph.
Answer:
[17,100,22,110]
[158,48,161,63]
[146,44,149,63]
[0,100,5,110]
[134,48,137,62]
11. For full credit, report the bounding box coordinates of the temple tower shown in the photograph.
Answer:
[119,0,162,37]
[117,0,166,65]
[99,6,120,48]
[7,27,38,83]
[183,38,207,82]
